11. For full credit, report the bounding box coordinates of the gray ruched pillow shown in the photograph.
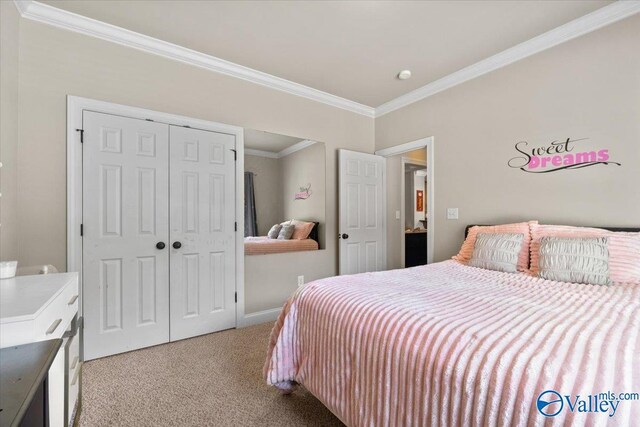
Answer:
[277,224,295,240]
[468,233,524,273]
[538,236,610,285]
[267,224,282,239]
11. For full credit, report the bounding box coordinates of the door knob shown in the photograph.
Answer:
[156,242,166,250]
[341,233,349,240]
[173,241,182,249]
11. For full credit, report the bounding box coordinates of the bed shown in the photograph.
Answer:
[245,222,319,255]
[264,226,640,426]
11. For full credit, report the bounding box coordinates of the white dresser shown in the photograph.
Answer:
[0,273,81,427]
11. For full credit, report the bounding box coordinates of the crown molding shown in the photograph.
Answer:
[245,149,279,159]
[14,1,640,119]
[375,1,640,117]
[277,139,317,158]
[245,140,317,159]
[13,1,376,118]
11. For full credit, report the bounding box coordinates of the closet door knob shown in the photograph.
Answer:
[341,233,349,240]
[173,241,182,249]
[156,242,166,250]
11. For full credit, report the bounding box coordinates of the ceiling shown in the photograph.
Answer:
[244,129,304,153]
[42,0,611,107]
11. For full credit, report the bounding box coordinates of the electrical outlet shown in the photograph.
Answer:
[297,275,304,287]
[447,208,459,220]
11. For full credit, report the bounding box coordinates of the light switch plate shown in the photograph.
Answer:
[297,275,304,287]
[447,208,459,220]
[395,210,400,220]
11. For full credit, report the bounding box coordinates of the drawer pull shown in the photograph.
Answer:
[68,295,79,305]
[71,356,79,370]
[70,367,80,386]
[46,318,62,335]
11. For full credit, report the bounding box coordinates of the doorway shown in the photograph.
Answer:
[403,159,428,267]
[375,137,434,268]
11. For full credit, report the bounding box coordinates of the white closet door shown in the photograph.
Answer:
[83,111,170,361]
[169,126,236,341]
[338,149,386,275]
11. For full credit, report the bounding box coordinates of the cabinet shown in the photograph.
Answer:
[405,231,428,268]
[0,273,81,427]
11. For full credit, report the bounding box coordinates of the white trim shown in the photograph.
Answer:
[16,1,375,118]
[375,1,640,117]
[380,137,434,265]
[381,157,388,271]
[375,136,434,157]
[245,149,278,159]
[241,308,281,327]
[245,139,317,159]
[66,95,246,327]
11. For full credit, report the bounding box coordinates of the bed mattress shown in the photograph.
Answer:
[264,260,639,426]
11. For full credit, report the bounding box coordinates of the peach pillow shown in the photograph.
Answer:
[453,221,537,272]
[529,224,640,283]
[290,220,315,240]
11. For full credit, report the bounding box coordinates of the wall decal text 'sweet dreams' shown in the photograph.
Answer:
[508,138,621,173]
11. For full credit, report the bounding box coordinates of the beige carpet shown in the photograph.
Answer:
[79,322,344,426]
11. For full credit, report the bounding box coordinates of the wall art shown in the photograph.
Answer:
[508,137,621,173]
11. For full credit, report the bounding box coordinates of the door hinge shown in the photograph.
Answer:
[80,223,83,236]
[234,222,238,232]
[231,149,237,161]
[76,128,84,143]
[235,292,237,303]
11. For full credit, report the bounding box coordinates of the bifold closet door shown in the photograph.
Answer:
[83,112,170,361]
[169,126,237,341]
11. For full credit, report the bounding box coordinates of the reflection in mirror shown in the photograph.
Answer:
[243,129,325,255]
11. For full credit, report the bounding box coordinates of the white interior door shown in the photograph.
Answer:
[169,126,237,341]
[83,111,170,360]
[338,149,386,275]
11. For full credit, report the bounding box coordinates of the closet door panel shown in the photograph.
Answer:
[83,111,170,360]
[169,126,236,341]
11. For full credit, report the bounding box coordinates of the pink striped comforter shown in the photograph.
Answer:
[264,261,640,426]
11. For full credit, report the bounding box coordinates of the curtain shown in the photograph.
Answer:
[244,172,258,237]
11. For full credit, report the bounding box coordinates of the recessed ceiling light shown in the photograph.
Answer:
[397,70,412,80]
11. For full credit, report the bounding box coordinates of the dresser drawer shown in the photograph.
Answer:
[35,282,78,340]
[67,333,81,422]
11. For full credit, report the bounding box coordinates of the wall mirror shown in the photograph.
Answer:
[244,129,326,255]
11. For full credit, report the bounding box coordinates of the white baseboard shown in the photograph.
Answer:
[241,307,281,327]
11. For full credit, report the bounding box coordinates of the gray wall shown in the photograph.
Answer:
[377,15,640,263]
[281,142,326,248]
[0,2,20,262]
[13,19,374,315]
[245,155,283,236]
